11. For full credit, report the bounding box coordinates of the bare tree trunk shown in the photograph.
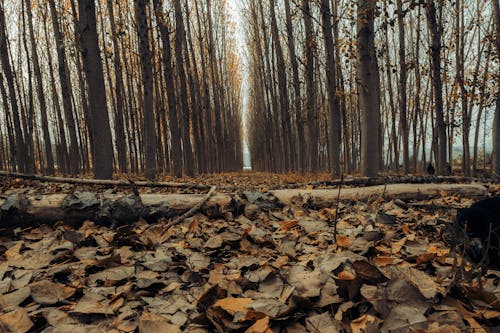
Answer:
[303,0,318,172]
[493,0,500,175]
[134,0,157,179]
[284,0,305,173]
[78,0,114,179]
[321,0,341,177]
[48,0,80,175]
[173,0,194,176]
[0,3,28,173]
[357,0,381,177]
[397,0,409,173]
[153,0,182,178]
[270,0,292,171]
[106,0,127,173]
[26,0,53,174]
[425,0,447,175]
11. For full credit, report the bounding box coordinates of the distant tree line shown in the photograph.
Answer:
[245,0,500,177]
[0,0,243,179]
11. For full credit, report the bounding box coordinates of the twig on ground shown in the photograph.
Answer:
[165,186,217,230]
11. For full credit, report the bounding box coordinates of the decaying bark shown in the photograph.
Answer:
[0,192,235,226]
[271,183,487,206]
[0,183,487,226]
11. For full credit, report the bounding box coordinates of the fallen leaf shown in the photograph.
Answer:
[30,280,75,305]
[0,308,33,333]
[245,316,272,333]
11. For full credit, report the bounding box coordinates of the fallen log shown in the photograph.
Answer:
[0,170,212,190]
[0,183,488,226]
[0,191,236,226]
[270,183,488,207]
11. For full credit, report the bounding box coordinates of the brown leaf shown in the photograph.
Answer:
[213,297,253,317]
[30,280,75,305]
[336,234,349,248]
[245,316,272,333]
[139,312,181,333]
[0,308,33,333]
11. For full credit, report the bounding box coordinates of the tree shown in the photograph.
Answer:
[396,0,409,173]
[0,2,28,173]
[425,0,447,175]
[493,0,500,175]
[78,0,114,179]
[134,0,157,180]
[320,0,341,177]
[48,0,80,175]
[357,0,381,177]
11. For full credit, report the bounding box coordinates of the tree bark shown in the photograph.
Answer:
[78,0,114,179]
[48,0,80,175]
[0,3,28,173]
[173,0,194,177]
[425,0,448,175]
[303,0,318,172]
[492,0,500,175]
[357,0,381,177]
[134,0,157,180]
[397,0,409,173]
[321,0,341,177]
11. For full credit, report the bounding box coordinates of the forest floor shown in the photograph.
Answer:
[0,173,500,332]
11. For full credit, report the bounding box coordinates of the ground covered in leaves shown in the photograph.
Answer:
[1,177,500,332]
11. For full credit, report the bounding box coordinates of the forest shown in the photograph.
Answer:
[1,0,500,332]
[0,0,497,179]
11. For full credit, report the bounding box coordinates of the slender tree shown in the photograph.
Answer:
[357,0,381,177]
[78,0,114,179]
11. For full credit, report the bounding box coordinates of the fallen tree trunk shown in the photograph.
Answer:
[0,183,488,226]
[0,191,236,226]
[0,170,212,190]
[270,183,488,206]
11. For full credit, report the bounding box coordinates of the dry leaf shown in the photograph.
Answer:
[245,316,272,333]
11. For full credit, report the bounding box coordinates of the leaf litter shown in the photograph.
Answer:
[0,180,499,332]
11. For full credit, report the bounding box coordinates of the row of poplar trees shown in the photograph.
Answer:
[246,0,500,177]
[0,0,243,179]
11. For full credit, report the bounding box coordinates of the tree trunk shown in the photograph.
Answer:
[397,0,409,173]
[425,0,447,175]
[134,0,157,180]
[26,0,53,174]
[106,0,127,173]
[321,0,341,177]
[493,0,500,175]
[270,0,292,171]
[303,0,318,172]
[78,0,114,179]
[357,0,381,177]
[173,0,194,177]
[48,0,80,175]
[284,0,305,173]
[152,0,183,178]
[0,3,28,173]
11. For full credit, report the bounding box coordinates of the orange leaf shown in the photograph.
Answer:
[188,220,199,233]
[336,234,350,248]
[213,297,253,316]
[416,253,437,265]
[337,269,356,281]
[374,256,396,267]
[277,220,299,233]
[245,316,272,333]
